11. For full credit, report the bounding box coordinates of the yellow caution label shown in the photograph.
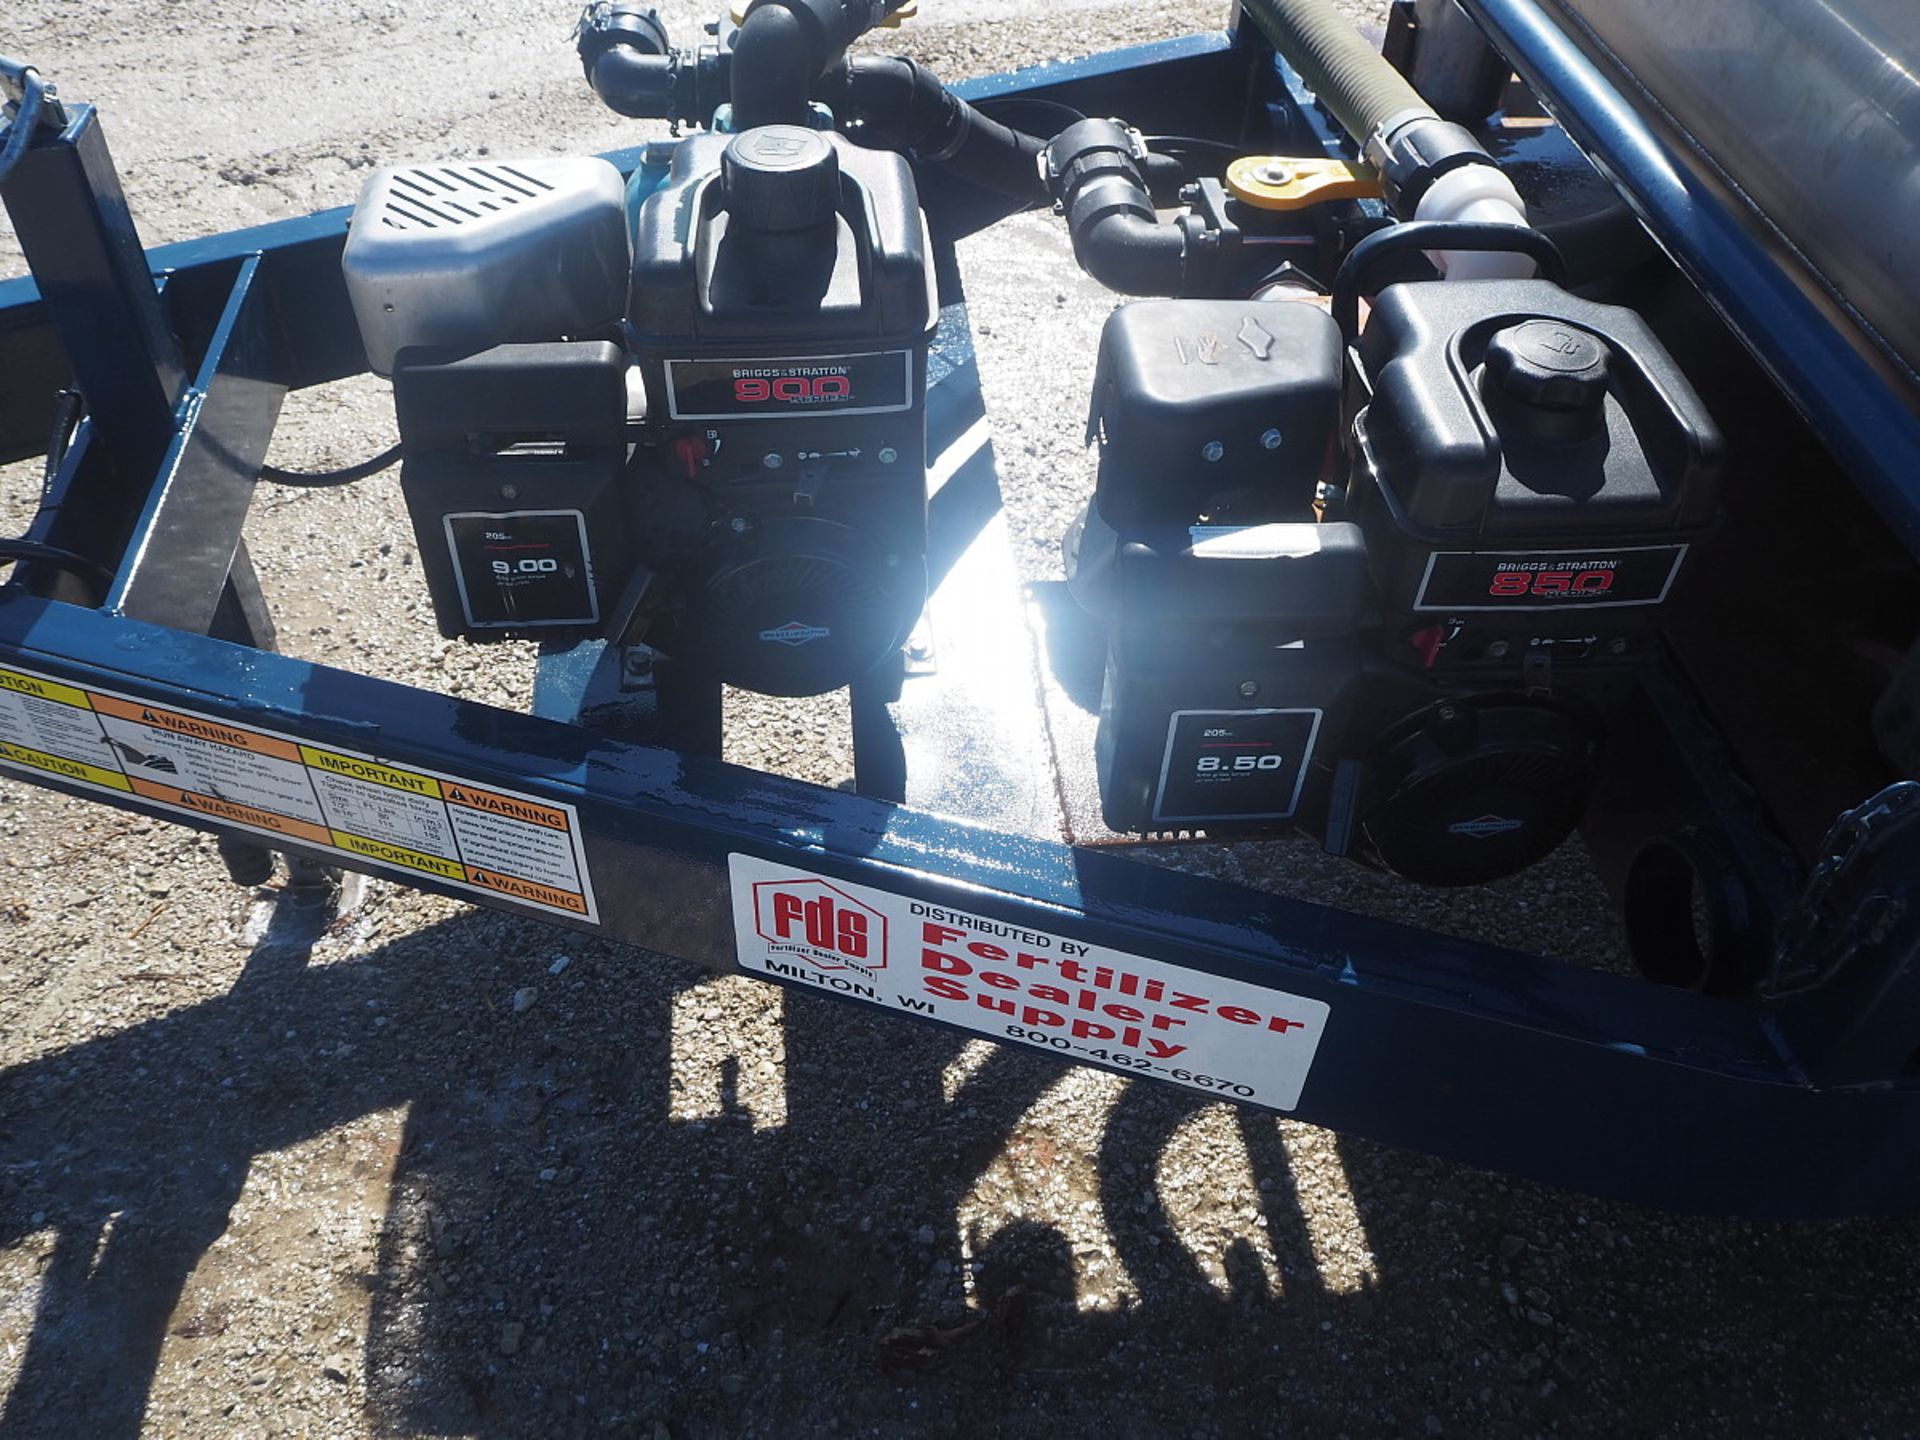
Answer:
[329,829,468,881]
[0,666,93,711]
[299,746,442,798]
[0,738,131,791]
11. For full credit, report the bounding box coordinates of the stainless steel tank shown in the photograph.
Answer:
[1539,0,1918,393]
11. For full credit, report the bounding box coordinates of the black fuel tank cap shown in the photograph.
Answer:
[1485,318,1611,410]
[722,126,840,233]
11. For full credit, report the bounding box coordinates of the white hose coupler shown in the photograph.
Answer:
[1413,163,1535,279]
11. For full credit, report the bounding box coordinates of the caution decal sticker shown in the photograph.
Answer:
[728,854,1329,1109]
[0,663,597,922]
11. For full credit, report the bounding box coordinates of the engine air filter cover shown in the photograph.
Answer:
[1362,699,1596,886]
[343,158,629,375]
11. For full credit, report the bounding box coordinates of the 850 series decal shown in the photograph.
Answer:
[1414,544,1689,612]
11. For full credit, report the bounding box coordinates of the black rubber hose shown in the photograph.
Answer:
[0,62,48,185]
[0,538,112,588]
[258,444,402,488]
[829,56,1049,202]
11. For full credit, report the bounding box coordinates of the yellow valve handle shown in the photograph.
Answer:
[1225,156,1382,212]
[728,0,916,24]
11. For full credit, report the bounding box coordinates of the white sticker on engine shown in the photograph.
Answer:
[727,853,1330,1109]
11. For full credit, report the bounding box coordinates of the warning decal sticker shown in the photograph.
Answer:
[728,854,1329,1109]
[0,663,598,922]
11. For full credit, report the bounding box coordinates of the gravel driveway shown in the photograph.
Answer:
[3,1,1919,1436]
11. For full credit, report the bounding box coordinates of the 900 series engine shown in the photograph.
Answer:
[342,122,936,697]
[1071,279,1723,885]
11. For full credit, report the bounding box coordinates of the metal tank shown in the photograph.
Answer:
[1534,0,1919,395]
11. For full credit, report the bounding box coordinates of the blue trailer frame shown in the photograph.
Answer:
[2,12,1918,1217]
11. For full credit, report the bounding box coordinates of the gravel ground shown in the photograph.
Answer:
[4,2,1920,1437]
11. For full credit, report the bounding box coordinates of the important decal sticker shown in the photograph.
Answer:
[0,663,598,922]
[728,854,1329,1109]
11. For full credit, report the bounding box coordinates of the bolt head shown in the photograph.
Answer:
[762,452,784,470]
[1487,640,1511,659]
[729,515,750,533]
[1237,680,1259,698]
[1260,428,1284,450]
[498,482,520,501]
[1202,441,1225,463]
[877,446,899,465]
[1608,636,1629,654]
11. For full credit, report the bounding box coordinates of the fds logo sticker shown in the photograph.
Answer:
[752,877,888,976]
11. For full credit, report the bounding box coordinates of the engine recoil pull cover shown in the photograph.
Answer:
[690,514,921,696]
[1361,700,1595,886]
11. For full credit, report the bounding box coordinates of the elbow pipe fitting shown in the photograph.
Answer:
[730,4,814,129]
[1045,119,1194,296]
[578,4,678,118]
[587,46,677,119]
[730,0,895,129]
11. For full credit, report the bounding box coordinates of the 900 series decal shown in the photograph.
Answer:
[664,351,914,420]
[1414,543,1689,612]
[729,854,1330,1109]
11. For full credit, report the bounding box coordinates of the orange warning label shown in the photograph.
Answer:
[465,867,592,915]
[445,782,571,832]
[127,778,334,845]
[90,695,302,761]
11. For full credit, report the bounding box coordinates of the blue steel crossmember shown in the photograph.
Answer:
[2,28,1919,1216]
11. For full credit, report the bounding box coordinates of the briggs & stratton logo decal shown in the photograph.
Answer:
[1449,814,1525,839]
[759,621,831,646]
[752,877,888,977]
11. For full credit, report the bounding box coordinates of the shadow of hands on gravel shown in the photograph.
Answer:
[5,893,1920,1438]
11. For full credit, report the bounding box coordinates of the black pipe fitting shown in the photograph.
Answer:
[1044,119,1195,296]
[1366,113,1501,217]
[577,3,681,120]
[730,0,895,129]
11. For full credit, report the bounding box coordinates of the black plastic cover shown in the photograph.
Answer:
[1112,521,1372,628]
[630,130,934,346]
[1356,279,1723,535]
[393,342,629,640]
[1089,299,1343,526]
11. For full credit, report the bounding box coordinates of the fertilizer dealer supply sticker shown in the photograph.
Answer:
[728,854,1330,1109]
[0,664,598,922]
